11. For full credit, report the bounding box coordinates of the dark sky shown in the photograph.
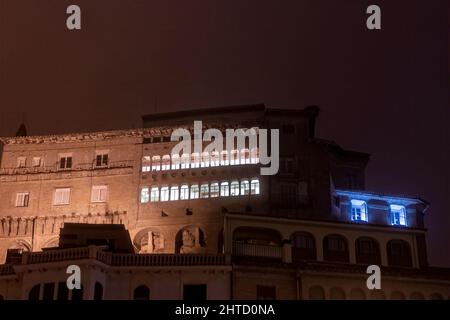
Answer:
[0,0,449,266]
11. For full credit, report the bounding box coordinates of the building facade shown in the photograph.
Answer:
[0,104,449,300]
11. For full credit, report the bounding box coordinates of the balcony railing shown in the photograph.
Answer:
[25,247,91,264]
[232,241,283,259]
[0,264,14,275]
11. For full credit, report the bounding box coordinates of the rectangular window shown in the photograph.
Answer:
[250,179,260,195]
[230,181,240,196]
[17,157,26,168]
[200,184,209,198]
[160,187,169,201]
[15,192,29,207]
[32,157,42,167]
[351,199,368,222]
[210,183,219,198]
[142,156,151,172]
[91,185,107,203]
[59,155,72,170]
[241,180,250,195]
[220,182,229,197]
[54,188,71,205]
[180,185,189,200]
[141,187,149,203]
[95,153,108,167]
[150,187,159,202]
[190,185,199,199]
[170,186,179,201]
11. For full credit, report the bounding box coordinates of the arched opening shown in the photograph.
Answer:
[390,291,406,300]
[232,227,282,260]
[349,288,366,300]
[370,290,386,300]
[330,287,346,300]
[28,284,40,300]
[290,232,316,261]
[323,234,349,263]
[133,285,150,300]
[71,285,84,301]
[309,286,325,300]
[429,293,444,300]
[94,282,103,300]
[355,237,381,265]
[133,229,164,254]
[175,226,206,254]
[387,239,412,267]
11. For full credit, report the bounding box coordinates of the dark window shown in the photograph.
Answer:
[71,285,84,301]
[42,283,54,300]
[282,124,295,134]
[59,157,72,169]
[291,232,316,261]
[96,154,108,167]
[153,137,162,143]
[57,282,69,301]
[133,285,150,300]
[94,282,103,300]
[256,285,276,300]
[183,284,207,301]
[387,240,412,267]
[280,184,297,203]
[143,137,151,144]
[333,196,340,207]
[356,238,381,265]
[163,136,171,142]
[323,235,349,263]
[28,284,40,300]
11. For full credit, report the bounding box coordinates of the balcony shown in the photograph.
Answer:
[232,241,283,260]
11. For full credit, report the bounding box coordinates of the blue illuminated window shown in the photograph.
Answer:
[390,204,407,226]
[351,199,368,222]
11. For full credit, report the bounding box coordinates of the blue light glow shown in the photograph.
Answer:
[390,204,407,226]
[350,199,368,222]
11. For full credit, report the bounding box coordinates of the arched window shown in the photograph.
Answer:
[181,153,190,169]
[170,186,179,201]
[133,285,150,300]
[387,240,412,267]
[330,287,346,300]
[250,179,260,195]
[323,234,349,263]
[190,184,199,199]
[151,156,161,171]
[309,286,325,300]
[230,150,239,165]
[349,288,366,300]
[241,180,250,195]
[150,187,159,202]
[220,182,229,197]
[161,155,171,170]
[160,186,169,202]
[241,149,250,164]
[94,282,103,301]
[230,181,240,196]
[191,153,200,168]
[355,237,381,265]
[28,284,41,300]
[220,150,229,166]
[210,183,219,198]
[140,187,149,203]
[210,151,220,167]
[200,184,209,198]
[171,154,180,170]
[201,152,210,167]
[180,184,189,200]
[142,156,151,172]
[291,232,316,261]
[250,148,259,164]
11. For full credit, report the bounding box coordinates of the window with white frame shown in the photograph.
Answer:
[220,182,229,197]
[210,151,220,167]
[200,183,209,198]
[180,154,190,169]
[95,152,108,167]
[151,156,161,171]
[210,183,219,198]
[170,186,179,201]
[171,154,180,170]
[91,185,107,202]
[180,185,189,200]
[150,187,159,202]
[32,157,42,167]
[241,180,250,195]
[220,151,229,166]
[390,204,407,226]
[142,156,151,172]
[15,192,29,207]
[350,199,368,222]
[161,155,171,170]
[250,179,260,195]
[54,188,71,205]
[160,186,169,201]
[190,184,199,199]
[59,154,72,170]
[230,181,240,196]
[17,157,26,168]
[141,188,149,203]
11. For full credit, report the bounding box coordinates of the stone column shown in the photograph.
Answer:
[282,242,292,263]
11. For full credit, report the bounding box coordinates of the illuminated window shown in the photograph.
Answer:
[15,192,30,207]
[200,184,209,198]
[140,188,149,203]
[220,182,229,197]
[201,152,210,168]
[210,151,220,167]
[150,187,159,202]
[171,154,180,170]
[91,185,107,203]
[250,179,260,195]
[170,186,179,201]
[191,153,200,168]
[180,185,189,200]
[160,186,169,201]
[241,149,250,164]
[181,154,190,169]
[151,156,161,171]
[351,199,368,222]
[142,156,151,172]
[161,155,171,170]
[230,181,240,196]
[390,205,407,226]
[220,151,229,166]
[190,184,199,199]
[230,150,239,165]
[241,180,250,195]
[54,188,71,205]
[210,183,219,197]
[250,148,259,164]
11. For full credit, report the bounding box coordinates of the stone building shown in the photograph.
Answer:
[0,104,449,300]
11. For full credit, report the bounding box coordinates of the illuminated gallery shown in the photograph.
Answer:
[0,104,449,300]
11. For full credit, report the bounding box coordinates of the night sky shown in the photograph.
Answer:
[0,1,448,266]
